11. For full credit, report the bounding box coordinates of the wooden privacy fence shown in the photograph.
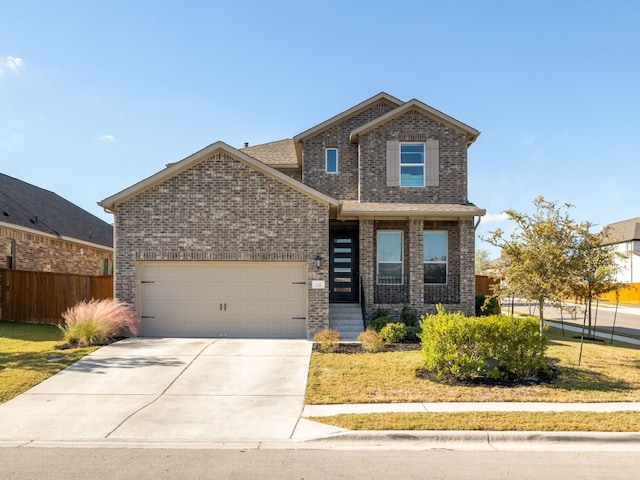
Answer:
[0,269,113,325]
[475,275,499,295]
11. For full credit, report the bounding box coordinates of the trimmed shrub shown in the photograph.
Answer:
[357,328,384,353]
[420,310,548,381]
[313,328,341,353]
[59,298,138,347]
[400,306,418,327]
[380,322,407,343]
[372,307,390,319]
[368,315,394,332]
[475,294,501,316]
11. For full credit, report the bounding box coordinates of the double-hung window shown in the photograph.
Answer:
[423,231,448,284]
[400,143,425,187]
[325,148,338,174]
[377,231,403,284]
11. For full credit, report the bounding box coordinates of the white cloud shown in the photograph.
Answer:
[0,56,25,76]
[98,134,116,142]
[482,212,510,224]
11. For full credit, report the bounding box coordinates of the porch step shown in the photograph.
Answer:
[329,304,364,341]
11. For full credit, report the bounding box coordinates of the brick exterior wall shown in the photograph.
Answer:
[301,100,397,200]
[114,152,330,337]
[1,225,113,275]
[359,109,469,204]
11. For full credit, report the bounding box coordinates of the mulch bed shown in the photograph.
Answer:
[312,342,421,354]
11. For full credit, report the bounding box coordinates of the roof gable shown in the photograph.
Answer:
[0,173,113,247]
[99,141,339,212]
[349,99,480,145]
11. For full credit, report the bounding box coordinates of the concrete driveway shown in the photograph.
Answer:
[0,338,316,442]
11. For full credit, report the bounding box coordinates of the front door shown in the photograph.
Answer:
[329,225,359,303]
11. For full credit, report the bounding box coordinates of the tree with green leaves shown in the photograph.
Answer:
[566,222,622,337]
[475,248,492,275]
[484,196,577,334]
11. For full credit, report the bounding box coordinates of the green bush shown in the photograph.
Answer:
[313,328,341,353]
[403,325,422,343]
[420,310,548,381]
[372,307,390,319]
[380,322,407,343]
[400,306,418,327]
[368,315,394,332]
[357,328,384,352]
[475,294,501,316]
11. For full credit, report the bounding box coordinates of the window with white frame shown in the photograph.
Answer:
[423,231,447,284]
[400,143,425,187]
[325,147,338,173]
[377,231,403,284]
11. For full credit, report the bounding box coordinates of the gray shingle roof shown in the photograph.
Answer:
[0,173,113,248]
[240,139,298,168]
[603,217,640,244]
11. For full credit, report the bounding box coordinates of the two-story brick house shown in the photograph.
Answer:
[100,92,484,338]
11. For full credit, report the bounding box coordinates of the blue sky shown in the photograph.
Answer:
[1,1,638,257]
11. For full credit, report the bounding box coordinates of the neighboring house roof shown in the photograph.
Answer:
[603,217,640,244]
[349,99,480,145]
[292,92,404,163]
[339,201,485,218]
[0,173,113,248]
[99,141,340,212]
[240,139,298,168]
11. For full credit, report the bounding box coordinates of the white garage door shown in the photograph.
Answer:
[138,261,307,338]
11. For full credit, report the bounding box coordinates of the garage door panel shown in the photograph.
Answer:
[139,262,307,338]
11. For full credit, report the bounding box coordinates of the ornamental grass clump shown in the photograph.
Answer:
[357,328,384,352]
[313,328,341,353]
[59,298,138,347]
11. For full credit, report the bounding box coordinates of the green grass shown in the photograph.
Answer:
[0,320,98,403]
[308,411,640,432]
[305,327,640,431]
[305,327,640,405]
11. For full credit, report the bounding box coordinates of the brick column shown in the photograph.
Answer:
[359,218,374,320]
[408,218,424,309]
[459,219,475,316]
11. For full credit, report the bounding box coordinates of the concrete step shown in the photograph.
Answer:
[329,303,364,341]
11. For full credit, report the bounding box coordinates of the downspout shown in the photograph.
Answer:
[474,215,482,231]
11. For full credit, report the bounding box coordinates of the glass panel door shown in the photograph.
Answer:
[329,226,359,303]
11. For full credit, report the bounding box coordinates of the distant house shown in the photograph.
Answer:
[603,217,640,283]
[0,173,113,275]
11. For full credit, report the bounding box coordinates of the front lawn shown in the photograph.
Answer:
[0,321,98,403]
[305,327,640,431]
[305,327,640,405]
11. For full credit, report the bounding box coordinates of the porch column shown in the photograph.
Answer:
[459,219,475,316]
[359,218,374,319]
[408,218,424,309]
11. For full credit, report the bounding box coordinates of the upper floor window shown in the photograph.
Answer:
[377,230,403,284]
[424,231,448,284]
[325,148,339,174]
[400,143,425,187]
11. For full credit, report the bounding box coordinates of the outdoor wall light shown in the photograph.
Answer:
[314,253,323,269]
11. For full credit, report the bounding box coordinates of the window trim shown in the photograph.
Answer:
[377,230,404,285]
[423,230,448,285]
[325,147,339,174]
[399,142,425,187]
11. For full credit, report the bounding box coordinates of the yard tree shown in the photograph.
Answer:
[484,196,577,334]
[475,248,492,275]
[566,222,622,337]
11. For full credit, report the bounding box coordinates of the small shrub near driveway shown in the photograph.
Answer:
[357,328,384,352]
[59,298,138,347]
[420,310,549,381]
[313,328,341,352]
